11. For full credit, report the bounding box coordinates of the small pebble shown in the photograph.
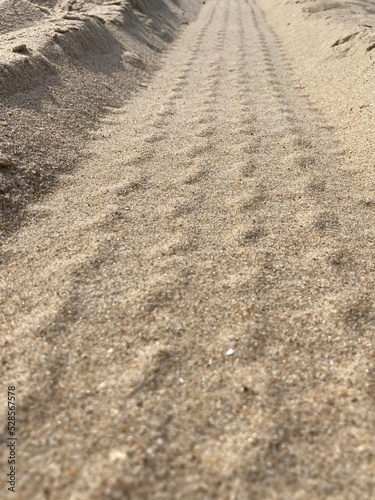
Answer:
[12,44,28,53]
[225,348,235,356]
[124,51,142,64]
[53,44,64,53]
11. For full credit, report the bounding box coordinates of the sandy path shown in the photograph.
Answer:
[1,0,375,498]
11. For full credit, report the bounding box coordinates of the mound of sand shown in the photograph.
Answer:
[0,0,201,233]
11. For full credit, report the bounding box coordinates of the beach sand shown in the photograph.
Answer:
[1,0,375,498]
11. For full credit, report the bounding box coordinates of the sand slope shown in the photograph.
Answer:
[1,0,375,498]
[0,0,199,229]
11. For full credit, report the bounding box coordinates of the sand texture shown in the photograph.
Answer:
[1,0,375,498]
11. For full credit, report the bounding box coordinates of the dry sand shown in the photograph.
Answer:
[1,0,375,498]
[0,0,197,228]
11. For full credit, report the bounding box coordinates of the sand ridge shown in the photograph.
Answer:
[0,0,199,231]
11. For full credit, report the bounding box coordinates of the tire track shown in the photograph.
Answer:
[2,0,375,497]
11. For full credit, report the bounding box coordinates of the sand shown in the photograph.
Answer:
[1,0,375,498]
[0,0,197,228]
